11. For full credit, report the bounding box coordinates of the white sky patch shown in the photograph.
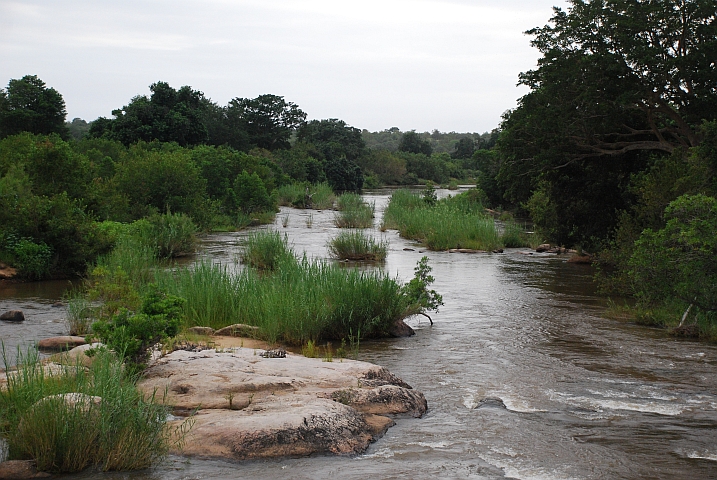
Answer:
[0,0,569,132]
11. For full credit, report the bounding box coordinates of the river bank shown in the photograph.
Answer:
[2,190,716,479]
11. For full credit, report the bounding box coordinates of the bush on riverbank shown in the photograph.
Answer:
[327,230,387,261]
[382,189,501,251]
[0,348,187,474]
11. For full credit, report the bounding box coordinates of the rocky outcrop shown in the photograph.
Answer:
[37,336,86,352]
[186,326,215,336]
[0,263,18,280]
[214,324,260,337]
[0,460,51,479]
[0,311,24,322]
[137,348,427,460]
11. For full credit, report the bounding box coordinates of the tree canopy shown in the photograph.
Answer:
[496,0,717,248]
[227,94,306,151]
[0,75,69,139]
[89,82,209,147]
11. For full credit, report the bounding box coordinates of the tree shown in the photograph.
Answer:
[399,131,433,155]
[0,75,69,139]
[89,82,208,147]
[226,94,306,150]
[451,137,475,159]
[297,119,367,161]
[497,0,717,247]
[506,0,717,163]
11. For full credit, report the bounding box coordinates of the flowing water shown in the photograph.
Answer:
[2,189,716,479]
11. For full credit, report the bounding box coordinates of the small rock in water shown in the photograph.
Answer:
[51,302,64,308]
[0,310,24,322]
[403,248,415,252]
[476,397,507,410]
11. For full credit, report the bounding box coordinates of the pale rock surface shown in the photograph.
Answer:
[137,348,427,460]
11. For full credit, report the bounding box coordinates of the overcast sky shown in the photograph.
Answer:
[1,0,569,133]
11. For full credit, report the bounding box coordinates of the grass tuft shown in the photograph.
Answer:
[327,231,388,262]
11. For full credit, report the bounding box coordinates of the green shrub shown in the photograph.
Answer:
[0,348,187,474]
[0,236,53,280]
[91,285,184,367]
[500,221,530,248]
[327,231,387,261]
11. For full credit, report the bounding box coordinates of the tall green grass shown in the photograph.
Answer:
[153,232,410,344]
[130,212,197,258]
[328,231,388,262]
[240,230,294,271]
[0,348,186,473]
[383,189,501,251]
[334,193,375,228]
[277,182,335,210]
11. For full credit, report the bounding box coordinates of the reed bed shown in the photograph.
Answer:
[334,193,375,228]
[153,232,409,344]
[383,189,501,251]
[328,230,388,262]
[0,348,185,474]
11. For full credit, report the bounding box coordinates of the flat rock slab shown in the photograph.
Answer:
[0,310,24,322]
[138,349,426,460]
[37,336,87,352]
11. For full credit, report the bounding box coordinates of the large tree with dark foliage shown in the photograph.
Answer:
[399,130,433,155]
[498,0,717,248]
[89,82,209,147]
[226,94,306,150]
[0,75,69,139]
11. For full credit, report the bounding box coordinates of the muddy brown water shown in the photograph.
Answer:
[1,188,716,479]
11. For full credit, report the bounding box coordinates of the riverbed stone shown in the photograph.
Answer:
[0,460,51,479]
[49,343,103,367]
[567,254,593,264]
[535,243,552,253]
[37,336,86,352]
[137,348,426,460]
[388,318,415,337]
[186,326,215,336]
[0,264,18,280]
[214,324,260,337]
[0,310,24,322]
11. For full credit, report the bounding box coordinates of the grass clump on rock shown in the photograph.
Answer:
[0,348,188,474]
[328,230,387,262]
[382,188,501,251]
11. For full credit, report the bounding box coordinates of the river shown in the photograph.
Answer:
[1,188,716,479]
